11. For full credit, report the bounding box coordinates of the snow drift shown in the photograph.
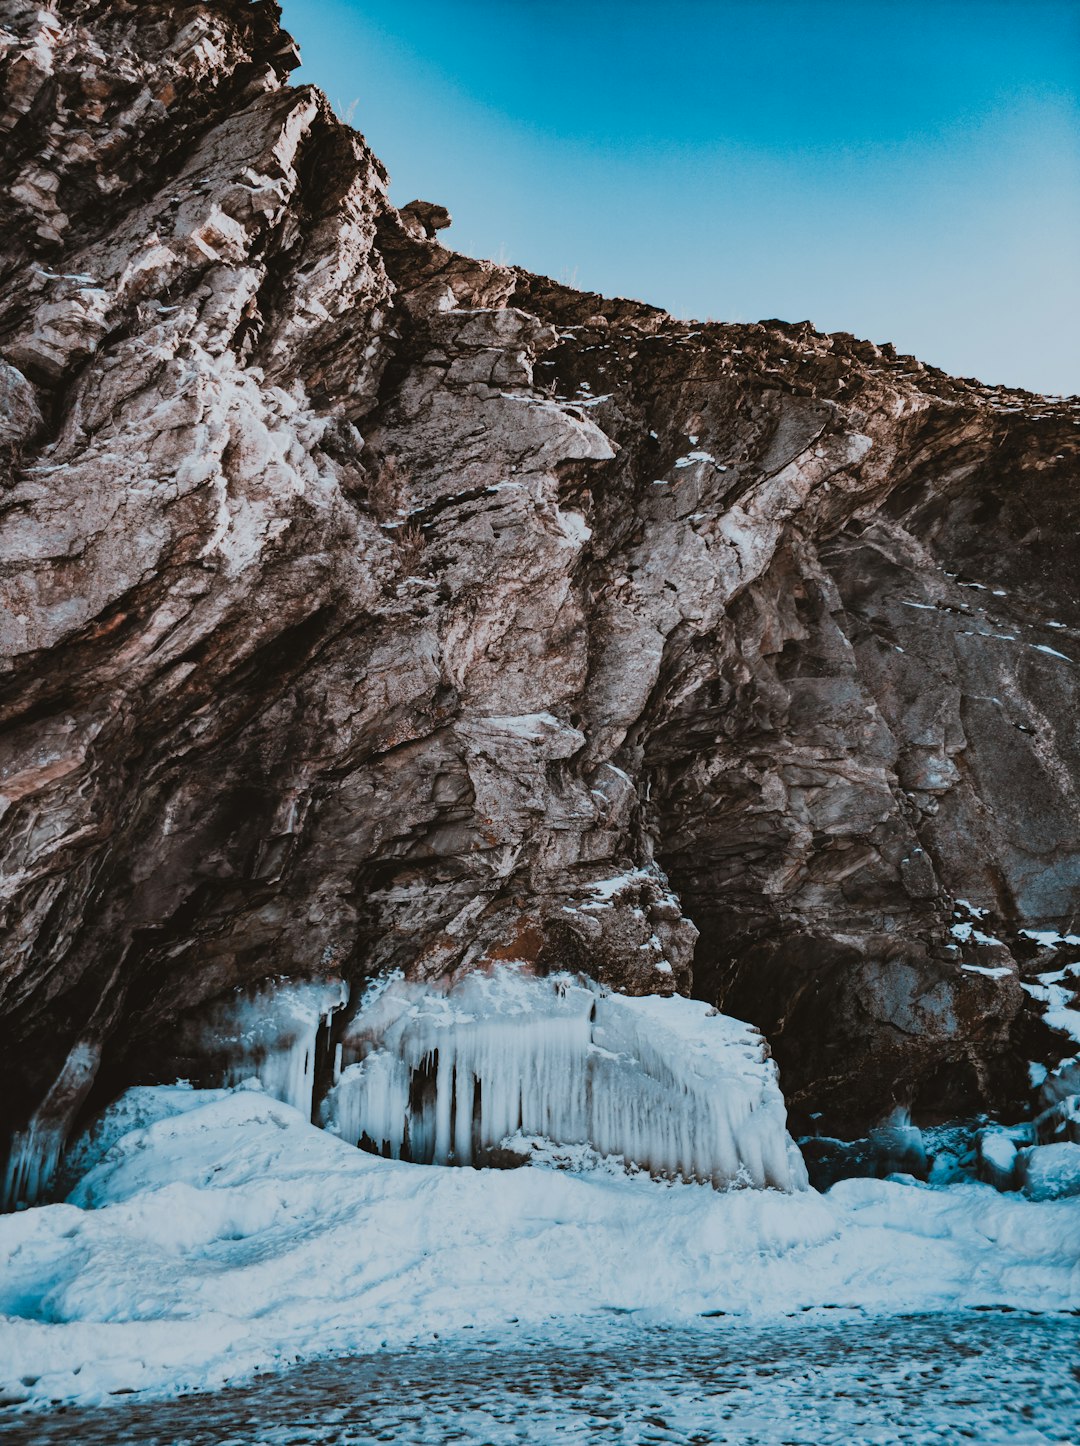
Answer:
[1,1083,1078,1411]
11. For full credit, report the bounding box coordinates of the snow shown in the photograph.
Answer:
[580,867,652,903]
[1019,927,1080,948]
[1,1084,1078,1411]
[1020,973,1080,1046]
[673,450,716,468]
[321,968,806,1190]
[554,505,591,545]
[950,922,1002,947]
[961,963,1012,979]
[20,1314,1080,1445]
[954,898,988,919]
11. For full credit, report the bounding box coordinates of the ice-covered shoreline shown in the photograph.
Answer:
[5,1314,1080,1446]
[2,1084,1078,1412]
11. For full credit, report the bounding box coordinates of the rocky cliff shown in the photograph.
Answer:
[2,0,1078,1201]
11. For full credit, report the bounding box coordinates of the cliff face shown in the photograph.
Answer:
[1,0,1078,1192]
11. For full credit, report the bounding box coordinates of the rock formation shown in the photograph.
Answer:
[1,0,1077,1202]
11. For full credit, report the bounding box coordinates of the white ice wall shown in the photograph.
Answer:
[321,967,807,1190]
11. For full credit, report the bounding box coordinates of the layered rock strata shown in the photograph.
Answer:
[1,0,1078,1201]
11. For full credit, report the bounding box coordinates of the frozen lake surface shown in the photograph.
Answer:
[1,1311,1077,1445]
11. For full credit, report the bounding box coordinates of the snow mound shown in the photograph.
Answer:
[321,968,806,1190]
[1,1086,1078,1410]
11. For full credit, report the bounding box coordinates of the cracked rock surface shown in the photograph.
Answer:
[0,0,1077,1191]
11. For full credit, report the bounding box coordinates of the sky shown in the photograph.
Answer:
[281,1,1080,396]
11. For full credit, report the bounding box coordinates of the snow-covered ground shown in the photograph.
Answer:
[1,1083,1078,1413]
[5,1314,1077,1445]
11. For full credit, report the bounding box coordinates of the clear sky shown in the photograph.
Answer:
[281,0,1079,395]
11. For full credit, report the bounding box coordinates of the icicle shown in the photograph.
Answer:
[3,1122,65,1213]
[2,1040,101,1210]
[195,979,349,1118]
[320,966,807,1190]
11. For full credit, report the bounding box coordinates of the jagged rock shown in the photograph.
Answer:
[0,0,1078,1200]
[399,199,452,239]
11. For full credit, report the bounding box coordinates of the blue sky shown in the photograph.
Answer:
[281,1,1079,395]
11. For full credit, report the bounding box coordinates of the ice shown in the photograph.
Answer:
[321,967,807,1189]
[1018,1142,1080,1200]
[476,711,565,738]
[603,762,632,784]
[1032,643,1071,660]
[2,1041,100,1211]
[977,1129,1018,1190]
[1041,1055,1080,1105]
[194,979,349,1117]
[1035,1090,1080,1145]
[1,1086,1078,1410]
[4,1122,67,1216]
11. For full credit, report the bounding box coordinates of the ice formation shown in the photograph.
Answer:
[321,967,807,1190]
[2,1040,99,1210]
[190,979,349,1118]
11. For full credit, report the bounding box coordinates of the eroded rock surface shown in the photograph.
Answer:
[1,0,1077,1196]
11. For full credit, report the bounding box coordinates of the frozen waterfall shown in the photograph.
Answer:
[2,1039,100,1210]
[189,979,349,1118]
[321,968,807,1190]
